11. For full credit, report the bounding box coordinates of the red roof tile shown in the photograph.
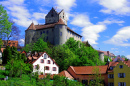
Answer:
[59,70,74,79]
[69,65,108,74]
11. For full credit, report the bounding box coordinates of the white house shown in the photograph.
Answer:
[27,52,59,75]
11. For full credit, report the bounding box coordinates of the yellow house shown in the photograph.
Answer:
[108,60,130,86]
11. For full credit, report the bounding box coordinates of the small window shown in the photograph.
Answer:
[45,66,49,70]
[40,31,42,35]
[41,59,44,63]
[43,31,45,33]
[35,65,37,69]
[51,14,53,17]
[63,16,64,19]
[110,67,113,70]
[118,82,126,86]
[108,83,114,86]
[108,74,114,78]
[119,65,123,68]
[47,60,50,64]
[53,67,56,71]
[60,32,62,36]
[44,54,47,59]
[46,36,48,40]
[52,29,54,32]
[46,30,49,34]
[118,73,125,78]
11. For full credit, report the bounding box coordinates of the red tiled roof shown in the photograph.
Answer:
[69,65,108,75]
[26,20,82,37]
[59,70,74,79]
[109,60,130,68]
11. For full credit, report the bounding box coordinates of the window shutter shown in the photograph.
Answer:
[118,82,120,86]
[124,73,125,77]
[124,82,126,86]
[118,73,120,78]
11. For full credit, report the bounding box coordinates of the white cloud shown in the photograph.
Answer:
[104,26,130,46]
[82,25,106,44]
[70,14,92,27]
[98,0,130,15]
[32,12,46,20]
[126,55,130,59]
[19,38,25,45]
[71,14,106,45]
[55,0,76,12]
[97,19,125,25]
[0,0,39,27]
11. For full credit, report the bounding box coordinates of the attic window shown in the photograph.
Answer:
[44,54,47,59]
[119,65,123,68]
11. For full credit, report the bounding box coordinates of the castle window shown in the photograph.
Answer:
[40,31,42,35]
[46,30,49,34]
[60,32,62,36]
[46,36,48,40]
[43,31,45,33]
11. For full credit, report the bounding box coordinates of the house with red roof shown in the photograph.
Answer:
[65,65,108,85]
[27,52,59,75]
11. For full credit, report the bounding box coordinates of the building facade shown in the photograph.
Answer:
[27,52,59,75]
[108,56,130,86]
[25,7,82,46]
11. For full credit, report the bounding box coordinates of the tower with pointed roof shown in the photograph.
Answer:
[25,8,82,46]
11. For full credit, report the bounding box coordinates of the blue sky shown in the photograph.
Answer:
[0,0,130,59]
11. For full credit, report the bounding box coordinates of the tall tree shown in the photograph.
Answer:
[0,5,12,40]
[7,20,21,40]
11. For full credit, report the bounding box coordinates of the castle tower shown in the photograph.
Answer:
[25,22,36,45]
[45,7,59,24]
[54,19,67,45]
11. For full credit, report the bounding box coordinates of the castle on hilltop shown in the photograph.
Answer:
[25,7,82,45]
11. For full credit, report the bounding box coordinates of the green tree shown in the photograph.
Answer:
[0,5,12,40]
[21,43,33,53]
[2,46,12,64]
[89,67,104,86]
[32,38,48,52]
